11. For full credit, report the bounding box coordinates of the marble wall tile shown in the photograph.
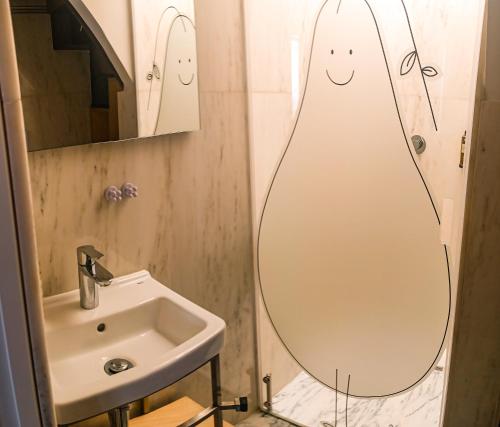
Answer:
[196,0,247,93]
[245,0,324,94]
[28,0,257,424]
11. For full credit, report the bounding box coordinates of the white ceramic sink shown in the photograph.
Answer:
[43,271,226,425]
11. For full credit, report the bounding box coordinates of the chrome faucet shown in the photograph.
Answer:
[77,245,114,310]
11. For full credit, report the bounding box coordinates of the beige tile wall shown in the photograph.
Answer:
[27,0,257,423]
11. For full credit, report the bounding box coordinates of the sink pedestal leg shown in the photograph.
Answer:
[211,355,223,427]
[108,404,130,427]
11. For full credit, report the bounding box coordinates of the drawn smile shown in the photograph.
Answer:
[326,69,355,86]
[178,73,194,86]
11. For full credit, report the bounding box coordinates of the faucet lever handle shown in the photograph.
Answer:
[77,245,104,266]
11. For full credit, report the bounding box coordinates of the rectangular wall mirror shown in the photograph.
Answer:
[10,0,200,152]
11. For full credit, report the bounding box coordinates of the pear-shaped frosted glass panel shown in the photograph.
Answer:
[257,0,450,398]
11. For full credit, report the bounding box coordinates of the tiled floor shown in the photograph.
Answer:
[238,360,445,427]
[271,369,444,427]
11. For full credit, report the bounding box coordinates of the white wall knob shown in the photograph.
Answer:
[104,186,122,202]
[122,183,139,199]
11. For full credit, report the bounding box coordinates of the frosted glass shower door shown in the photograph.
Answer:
[258,0,450,398]
[245,0,484,425]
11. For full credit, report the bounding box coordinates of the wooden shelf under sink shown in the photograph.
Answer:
[129,397,234,427]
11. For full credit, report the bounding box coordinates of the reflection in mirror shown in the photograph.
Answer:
[10,0,200,152]
[131,0,200,137]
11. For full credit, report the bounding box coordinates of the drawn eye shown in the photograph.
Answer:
[330,49,334,55]
[189,58,191,63]
[349,49,353,55]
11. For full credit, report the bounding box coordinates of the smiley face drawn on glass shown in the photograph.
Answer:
[326,48,355,85]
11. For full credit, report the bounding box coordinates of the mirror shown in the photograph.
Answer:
[10,0,200,152]
[131,0,200,137]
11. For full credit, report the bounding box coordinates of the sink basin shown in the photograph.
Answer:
[43,271,226,424]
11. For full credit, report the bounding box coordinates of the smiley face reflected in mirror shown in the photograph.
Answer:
[177,56,195,86]
[168,16,197,88]
[155,12,200,136]
[326,48,355,86]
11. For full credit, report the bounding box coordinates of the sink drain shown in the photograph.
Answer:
[104,358,134,376]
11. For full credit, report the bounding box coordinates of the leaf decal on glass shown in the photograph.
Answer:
[400,50,417,76]
[422,66,438,78]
